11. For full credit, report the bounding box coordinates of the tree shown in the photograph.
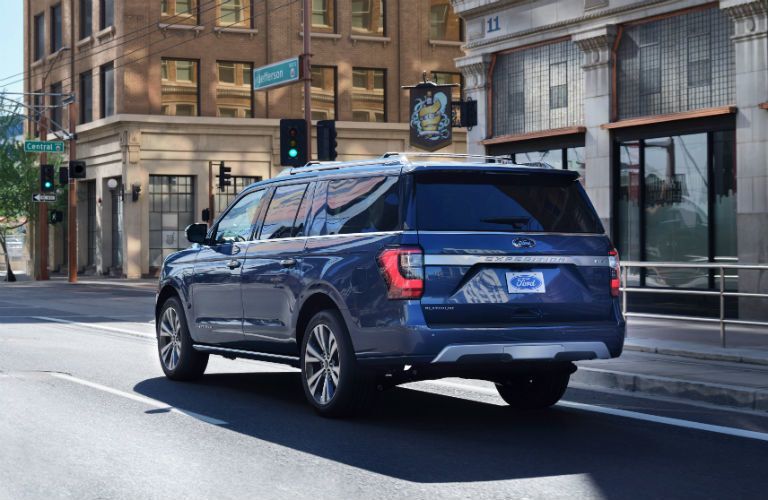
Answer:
[0,107,38,282]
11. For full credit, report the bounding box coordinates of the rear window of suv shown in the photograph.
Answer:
[414,171,603,234]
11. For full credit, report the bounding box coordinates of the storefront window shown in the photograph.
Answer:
[614,131,737,290]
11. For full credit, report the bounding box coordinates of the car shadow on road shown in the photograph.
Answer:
[134,371,764,498]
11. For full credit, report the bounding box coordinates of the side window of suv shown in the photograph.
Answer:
[259,183,309,240]
[214,189,265,244]
[325,176,400,235]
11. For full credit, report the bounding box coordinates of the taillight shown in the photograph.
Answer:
[609,248,621,297]
[378,247,424,299]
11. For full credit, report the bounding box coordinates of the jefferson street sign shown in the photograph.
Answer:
[32,193,57,202]
[24,141,65,153]
[253,57,301,91]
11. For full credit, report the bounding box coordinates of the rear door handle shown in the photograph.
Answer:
[226,260,241,270]
[280,258,297,268]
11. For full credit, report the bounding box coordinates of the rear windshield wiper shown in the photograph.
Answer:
[480,217,531,229]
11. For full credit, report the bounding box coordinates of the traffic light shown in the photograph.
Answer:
[280,119,307,167]
[48,210,63,225]
[40,164,55,193]
[69,160,86,179]
[59,166,69,185]
[317,120,338,161]
[218,162,232,191]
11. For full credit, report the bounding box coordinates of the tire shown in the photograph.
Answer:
[495,371,570,410]
[300,309,374,417]
[156,297,209,381]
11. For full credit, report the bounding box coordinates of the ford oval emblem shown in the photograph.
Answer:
[510,274,543,290]
[512,237,536,249]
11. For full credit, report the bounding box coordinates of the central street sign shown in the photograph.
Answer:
[24,141,65,153]
[32,193,57,202]
[253,57,300,91]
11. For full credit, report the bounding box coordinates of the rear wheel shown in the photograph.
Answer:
[495,371,570,410]
[300,309,373,417]
[157,297,208,381]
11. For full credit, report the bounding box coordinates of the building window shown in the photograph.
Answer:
[149,175,195,270]
[50,4,63,52]
[351,68,385,122]
[33,13,45,61]
[617,7,734,120]
[100,0,114,29]
[429,0,461,41]
[216,61,253,118]
[615,130,737,292]
[352,0,384,36]
[304,66,336,120]
[161,0,199,25]
[100,62,114,118]
[50,82,62,132]
[217,0,250,27]
[80,71,93,124]
[79,0,92,39]
[215,175,262,215]
[161,59,199,116]
[305,0,335,32]
[492,40,583,136]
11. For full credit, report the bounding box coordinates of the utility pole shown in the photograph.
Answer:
[67,0,78,283]
[302,0,312,159]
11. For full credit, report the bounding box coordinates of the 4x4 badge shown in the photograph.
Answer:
[512,237,536,249]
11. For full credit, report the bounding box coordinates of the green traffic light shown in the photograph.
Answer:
[44,181,53,189]
[288,148,298,158]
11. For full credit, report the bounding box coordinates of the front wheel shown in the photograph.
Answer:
[495,371,570,410]
[157,297,208,381]
[300,309,374,417]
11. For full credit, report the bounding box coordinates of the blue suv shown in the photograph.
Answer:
[155,154,625,416]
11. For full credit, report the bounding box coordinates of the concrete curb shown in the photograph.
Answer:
[572,367,768,412]
[625,341,768,367]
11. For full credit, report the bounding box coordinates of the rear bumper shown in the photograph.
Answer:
[351,302,625,366]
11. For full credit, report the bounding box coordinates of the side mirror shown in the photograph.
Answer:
[185,223,209,244]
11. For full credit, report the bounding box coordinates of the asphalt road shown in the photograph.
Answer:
[0,281,766,499]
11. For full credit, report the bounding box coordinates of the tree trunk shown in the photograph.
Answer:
[0,232,16,282]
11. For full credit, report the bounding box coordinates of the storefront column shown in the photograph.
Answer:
[120,127,147,279]
[574,26,616,234]
[722,0,768,315]
[456,54,492,156]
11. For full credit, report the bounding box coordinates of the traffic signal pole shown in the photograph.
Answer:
[37,116,49,281]
[68,0,78,283]
[302,0,312,160]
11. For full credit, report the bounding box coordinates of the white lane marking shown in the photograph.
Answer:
[421,380,768,443]
[32,316,155,339]
[49,372,227,426]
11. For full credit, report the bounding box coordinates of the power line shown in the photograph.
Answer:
[0,0,226,86]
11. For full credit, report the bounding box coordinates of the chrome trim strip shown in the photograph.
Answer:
[431,342,611,363]
[416,231,605,237]
[424,255,611,267]
[192,344,299,361]
[226,230,404,246]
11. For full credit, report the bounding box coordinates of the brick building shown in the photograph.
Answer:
[24,0,467,277]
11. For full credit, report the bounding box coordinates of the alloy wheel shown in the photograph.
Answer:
[304,323,340,405]
[158,306,182,371]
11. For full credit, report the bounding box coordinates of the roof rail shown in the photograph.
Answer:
[381,152,515,163]
[287,157,402,175]
[516,161,556,169]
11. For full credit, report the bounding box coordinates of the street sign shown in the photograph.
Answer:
[32,193,57,202]
[253,57,301,91]
[24,141,65,153]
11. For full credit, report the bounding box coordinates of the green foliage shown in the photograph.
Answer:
[0,127,38,224]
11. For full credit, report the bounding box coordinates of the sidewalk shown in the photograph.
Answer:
[572,317,768,412]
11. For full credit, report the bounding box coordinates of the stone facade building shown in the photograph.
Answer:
[24,0,467,277]
[453,0,767,317]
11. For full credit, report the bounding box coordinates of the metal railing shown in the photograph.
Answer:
[620,261,768,347]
